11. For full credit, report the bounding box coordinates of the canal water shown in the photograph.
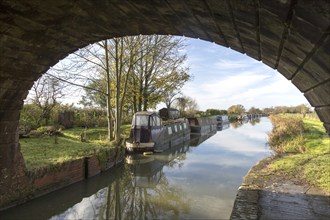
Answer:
[2,117,272,220]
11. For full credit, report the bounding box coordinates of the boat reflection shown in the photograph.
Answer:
[50,142,195,220]
[189,130,217,146]
[217,122,229,131]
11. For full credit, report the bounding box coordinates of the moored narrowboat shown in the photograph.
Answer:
[125,111,190,153]
[216,115,229,124]
[188,117,217,135]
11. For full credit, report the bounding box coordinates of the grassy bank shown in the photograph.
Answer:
[268,115,330,192]
[20,125,131,171]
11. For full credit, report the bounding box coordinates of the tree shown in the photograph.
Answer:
[205,109,222,116]
[185,97,199,117]
[19,103,43,130]
[50,41,115,139]
[227,104,246,115]
[130,35,190,112]
[296,104,310,117]
[163,91,181,110]
[173,96,198,117]
[111,37,141,142]
[247,107,262,115]
[49,35,190,142]
[30,75,63,126]
[174,97,188,117]
[79,79,107,108]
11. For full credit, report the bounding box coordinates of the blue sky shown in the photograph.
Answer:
[179,38,308,111]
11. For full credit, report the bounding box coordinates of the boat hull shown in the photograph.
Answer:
[126,142,155,153]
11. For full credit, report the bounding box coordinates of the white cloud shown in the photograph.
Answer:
[214,59,259,70]
[181,38,308,110]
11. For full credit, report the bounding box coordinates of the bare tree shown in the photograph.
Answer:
[131,35,190,112]
[164,91,181,110]
[50,42,115,140]
[173,96,198,117]
[31,75,63,125]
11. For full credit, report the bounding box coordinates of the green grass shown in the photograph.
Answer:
[270,115,330,192]
[20,126,131,171]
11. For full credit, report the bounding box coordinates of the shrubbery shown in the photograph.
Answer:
[268,115,305,153]
[20,103,112,131]
[73,108,108,128]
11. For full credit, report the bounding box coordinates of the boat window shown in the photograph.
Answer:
[152,116,160,126]
[167,127,172,135]
[174,125,178,132]
[156,116,161,126]
[150,116,156,126]
[183,123,187,129]
[150,115,161,126]
[134,115,149,127]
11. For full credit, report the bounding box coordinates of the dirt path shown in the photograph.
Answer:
[230,157,330,220]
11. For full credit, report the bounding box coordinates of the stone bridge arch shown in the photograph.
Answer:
[0,0,329,209]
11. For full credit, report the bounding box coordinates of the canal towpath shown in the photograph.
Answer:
[230,156,330,220]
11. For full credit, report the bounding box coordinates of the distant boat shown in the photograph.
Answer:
[237,114,249,121]
[217,122,230,131]
[216,115,229,124]
[125,111,190,153]
[188,117,218,135]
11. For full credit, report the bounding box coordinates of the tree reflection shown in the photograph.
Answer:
[231,117,262,129]
[104,150,191,219]
[50,145,192,220]
[249,117,260,125]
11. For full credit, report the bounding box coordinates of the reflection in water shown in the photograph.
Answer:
[217,122,230,131]
[1,117,272,220]
[190,131,216,146]
[51,143,192,220]
[231,117,261,129]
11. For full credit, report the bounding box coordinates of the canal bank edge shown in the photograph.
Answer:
[230,156,330,220]
[0,147,125,211]
[229,157,270,220]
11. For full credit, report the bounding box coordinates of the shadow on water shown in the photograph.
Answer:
[1,117,269,220]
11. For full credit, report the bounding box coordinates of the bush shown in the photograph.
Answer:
[35,125,64,136]
[29,130,43,138]
[268,115,305,153]
[20,104,43,130]
[73,108,108,127]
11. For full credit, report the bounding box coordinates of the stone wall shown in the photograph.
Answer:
[0,0,329,212]
[33,159,85,195]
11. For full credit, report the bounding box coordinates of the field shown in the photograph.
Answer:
[20,125,131,171]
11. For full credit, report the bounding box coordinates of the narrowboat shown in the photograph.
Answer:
[217,122,229,131]
[216,115,229,124]
[216,115,229,130]
[125,111,190,153]
[187,117,218,135]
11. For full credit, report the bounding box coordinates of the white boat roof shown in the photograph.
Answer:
[134,111,158,116]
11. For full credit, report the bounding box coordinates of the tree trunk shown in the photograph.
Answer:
[104,40,113,140]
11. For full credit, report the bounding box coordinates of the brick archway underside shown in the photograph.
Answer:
[0,0,329,209]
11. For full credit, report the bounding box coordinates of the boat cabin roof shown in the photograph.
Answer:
[134,111,158,117]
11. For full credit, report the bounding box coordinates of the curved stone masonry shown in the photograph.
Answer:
[0,0,329,209]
